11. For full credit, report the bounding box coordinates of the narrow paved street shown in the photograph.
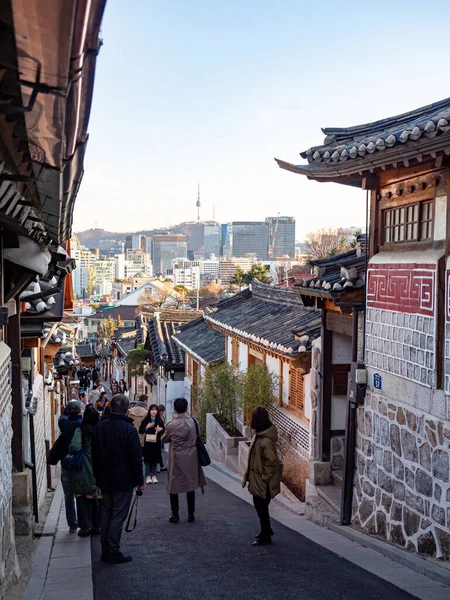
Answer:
[91,472,415,600]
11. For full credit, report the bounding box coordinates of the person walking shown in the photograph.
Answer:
[118,378,128,395]
[161,398,206,523]
[157,404,167,472]
[92,394,145,564]
[110,378,119,395]
[58,400,83,532]
[69,406,102,536]
[242,407,281,546]
[128,394,149,447]
[88,379,102,406]
[139,404,165,484]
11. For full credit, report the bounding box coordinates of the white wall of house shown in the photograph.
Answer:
[282,361,290,406]
[331,331,352,431]
[166,378,185,421]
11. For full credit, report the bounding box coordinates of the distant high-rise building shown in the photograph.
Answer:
[204,224,221,258]
[152,234,187,276]
[125,235,133,252]
[266,216,296,258]
[98,239,125,257]
[229,221,269,261]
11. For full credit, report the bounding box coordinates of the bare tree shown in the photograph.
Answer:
[137,283,174,312]
[304,228,352,260]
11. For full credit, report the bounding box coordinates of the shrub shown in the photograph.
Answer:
[197,363,243,435]
[242,364,278,425]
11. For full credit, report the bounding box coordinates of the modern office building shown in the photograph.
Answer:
[173,266,201,290]
[69,237,97,297]
[125,235,133,252]
[266,216,296,258]
[228,221,269,260]
[152,234,187,276]
[98,239,125,258]
[218,256,257,283]
[204,224,221,258]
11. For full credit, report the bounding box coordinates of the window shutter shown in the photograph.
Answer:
[289,368,304,415]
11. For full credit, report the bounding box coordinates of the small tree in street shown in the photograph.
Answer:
[197,363,243,435]
[242,364,278,425]
[126,343,152,376]
[96,316,116,341]
[116,315,123,329]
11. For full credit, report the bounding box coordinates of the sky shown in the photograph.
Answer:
[73,0,450,241]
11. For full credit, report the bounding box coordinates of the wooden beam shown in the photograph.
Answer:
[437,255,445,389]
[369,188,378,258]
[9,299,23,471]
[321,309,332,462]
[326,312,353,336]
[290,352,312,372]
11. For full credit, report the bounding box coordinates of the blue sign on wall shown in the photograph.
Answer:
[373,372,382,391]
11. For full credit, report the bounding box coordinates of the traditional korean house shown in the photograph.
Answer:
[172,316,226,414]
[144,309,202,419]
[277,97,450,558]
[294,239,367,519]
[204,280,321,494]
[0,1,105,588]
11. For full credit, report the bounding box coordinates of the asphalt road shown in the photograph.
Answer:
[91,472,415,600]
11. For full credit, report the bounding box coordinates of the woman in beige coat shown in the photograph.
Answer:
[161,397,207,523]
[243,407,281,546]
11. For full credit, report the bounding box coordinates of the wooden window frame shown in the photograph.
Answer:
[332,363,351,396]
[289,367,305,419]
[382,199,434,246]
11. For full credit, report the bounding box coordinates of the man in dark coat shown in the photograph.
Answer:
[92,394,144,564]
[58,400,82,532]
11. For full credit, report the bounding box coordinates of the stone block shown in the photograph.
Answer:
[359,497,375,524]
[308,460,331,486]
[390,524,406,547]
[380,417,389,446]
[391,501,403,521]
[381,493,392,513]
[434,483,442,502]
[12,471,31,505]
[404,507,420,537]
[373,444,382,464]
[431,504,446,526]
[432,449,449,483]
[417,531,437,556]
[415,469,433,497]
[383,450,392,474]
[435,528,450,560]
[401,429,418,463]
[362,480,375,497]
[378,470,393,493]
[419,442,431,471]
[397,407,406,425]
[393,479,405,501]
[430,392,446,420]
[366,460,377,484]
[390,424,401,456]
[376,511,387,537]
[405,467,415,490]
[405,490,424,514]
[393,455,404,480]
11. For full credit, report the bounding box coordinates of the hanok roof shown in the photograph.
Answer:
[296,239,367,299]
[173,318,225,366]
[145,310,202,368]
[90,306,138,321]
[204,280,321,356]
[276,97,450,187]
[76,343,96,358]
[115,328,138,356]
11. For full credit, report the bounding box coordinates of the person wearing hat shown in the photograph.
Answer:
[58,400,83,532]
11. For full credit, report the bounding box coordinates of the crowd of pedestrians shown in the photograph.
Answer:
[50,373,282,564]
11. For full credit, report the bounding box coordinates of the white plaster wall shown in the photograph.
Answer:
[282,362,289,406]
[304,372,311,421]
[332,332,352,363]
[227,337,232,364]
[166,379,184,421]
[331,395,347,430]
[434,195,447,241]
[238,342,248,371]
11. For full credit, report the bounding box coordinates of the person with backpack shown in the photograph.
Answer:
[161,398,206,523]
[69,406,102,536]
[242,407,281,546]
[58,400,83,532]
[128,394,149,448]
[139,404,165,484]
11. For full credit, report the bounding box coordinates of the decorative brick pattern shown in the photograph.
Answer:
[367,264,436,316]
[33,375,50,507]
[267,404,310,458]
[353,390,450,558]
[366,307,435,388]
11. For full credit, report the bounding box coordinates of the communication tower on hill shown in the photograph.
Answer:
[196,183,201,223]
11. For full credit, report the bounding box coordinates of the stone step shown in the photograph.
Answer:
[316,484,341,515]
[332,470,343,489]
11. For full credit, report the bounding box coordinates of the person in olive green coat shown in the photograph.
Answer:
[69,406,102,536]
[243,407,281,546]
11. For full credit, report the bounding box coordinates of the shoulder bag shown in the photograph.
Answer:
[192,418,211,467]
[61,428,84,471]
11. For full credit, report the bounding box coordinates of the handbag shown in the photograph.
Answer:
[125,490,141,533]
[145,432,157,443]
[192,418,211,467]
[61,448,84,471]
[47,434,66,466]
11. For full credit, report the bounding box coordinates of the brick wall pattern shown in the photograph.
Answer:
[267,404,310,459]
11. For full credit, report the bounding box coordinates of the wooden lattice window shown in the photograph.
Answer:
[289,368,304,417]
[231,339,239,367]
[383,200,433,244]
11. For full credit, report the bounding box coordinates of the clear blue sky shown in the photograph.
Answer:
[74,0,450,240]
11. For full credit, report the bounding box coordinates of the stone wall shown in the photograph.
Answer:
[331,435,345,470]
[0,342,20,595]
[354,389,450,558]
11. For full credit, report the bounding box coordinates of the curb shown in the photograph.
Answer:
[327,522,450,587]
[22,482,63,600]
[210,460,305,516]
